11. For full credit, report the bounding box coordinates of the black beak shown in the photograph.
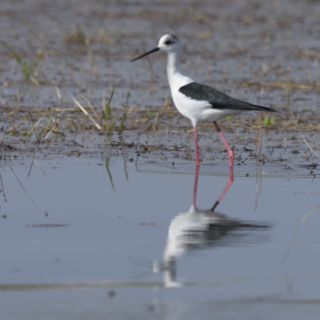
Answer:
[131,47,159,62]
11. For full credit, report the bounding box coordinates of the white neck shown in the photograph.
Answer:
[167,50,183,87]
[166,48,194,90]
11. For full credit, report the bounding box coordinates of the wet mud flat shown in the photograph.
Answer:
[0,0,320,319]
[0,0,319,174]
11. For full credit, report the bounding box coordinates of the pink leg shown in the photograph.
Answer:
[192,165,200,207]
[211,165,234,212]
[213,121,234,168]
[193,126,200,167]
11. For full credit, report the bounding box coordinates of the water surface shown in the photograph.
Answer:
[0,157,319,319]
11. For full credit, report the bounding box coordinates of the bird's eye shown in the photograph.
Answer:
[164,40,172,45]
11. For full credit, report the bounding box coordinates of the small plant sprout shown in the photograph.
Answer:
[145,110,156,117]
[64,27,88,46]
[102,87,116,135]
[263,116,275,127]
[2,41,43,85]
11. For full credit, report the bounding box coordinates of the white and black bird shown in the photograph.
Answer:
[132,34,278,167]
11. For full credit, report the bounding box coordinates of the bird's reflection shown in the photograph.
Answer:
[154,166,269,288]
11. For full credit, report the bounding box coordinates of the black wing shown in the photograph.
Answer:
[179,82,278,112]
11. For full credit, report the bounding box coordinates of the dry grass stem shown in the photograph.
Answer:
[56,86,62,104]
[29,76,40,86]
[292,112,319,158]
[44,126,57,141]
[72,97,101,130]
[80,94,100,123]
[23,114,46,142]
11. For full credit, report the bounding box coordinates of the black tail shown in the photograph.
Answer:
[251,104,280,113]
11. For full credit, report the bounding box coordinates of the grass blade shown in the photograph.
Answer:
[73,97,101,130]
[102,86,116,135]
[118,91,130,134]
[2,41,22,65]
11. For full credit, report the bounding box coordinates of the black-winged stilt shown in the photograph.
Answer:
[132,34,278,167]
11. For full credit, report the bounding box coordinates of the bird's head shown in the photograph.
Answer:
[131,34,182,62]
[157,34,182,52]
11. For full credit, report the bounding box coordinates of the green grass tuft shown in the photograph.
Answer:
[2,41,43,83]
[263,116,275,127]
[145,110,156,117]
[64,27,87,46]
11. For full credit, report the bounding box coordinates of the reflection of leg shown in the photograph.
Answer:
[213,121,234,167]
[192,165,200,207]
[193,126,200,167]
[211,166,234,212]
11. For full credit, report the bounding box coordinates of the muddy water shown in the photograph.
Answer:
[0,0,320,319]
[0,157,320,319]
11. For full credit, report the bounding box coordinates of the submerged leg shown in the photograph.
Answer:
[193,126,200,167]
[192,165,200,207]
[211,165,234,212]
[213,121,234,167]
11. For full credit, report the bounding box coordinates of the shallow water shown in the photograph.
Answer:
[0,157,319,319]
